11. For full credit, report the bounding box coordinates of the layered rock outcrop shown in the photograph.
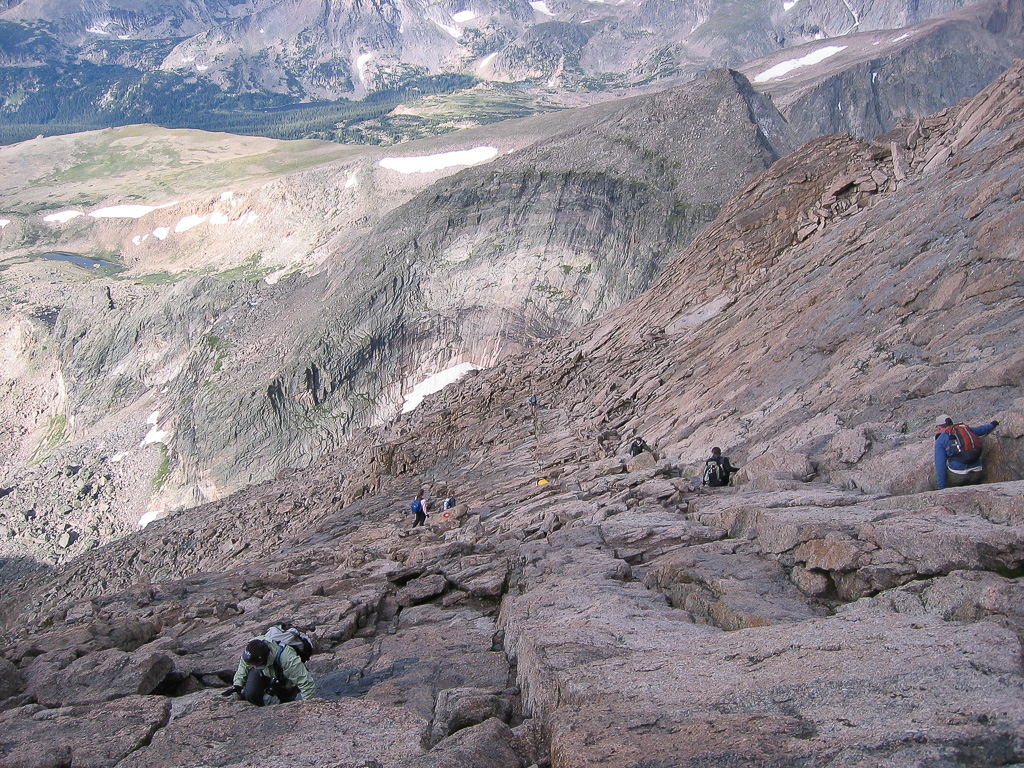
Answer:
[1,60,1022,768]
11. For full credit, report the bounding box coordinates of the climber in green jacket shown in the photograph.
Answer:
[224,635,317,706]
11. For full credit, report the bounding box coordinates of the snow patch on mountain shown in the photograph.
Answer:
[138,510,164,528]
[357,53,373,86]
[175,214,208,233]
[754,45,847,82]
[89,202,178,219]
[380,147,498,174]
[44,211,85,224]
[403,362,483,413]
[434,20,462,37]
[477,52,500,73]
[140,412,169,446]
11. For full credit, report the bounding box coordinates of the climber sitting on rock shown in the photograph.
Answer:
[702,447,740,487]
[934,414,998,489]
[224,630,317,706]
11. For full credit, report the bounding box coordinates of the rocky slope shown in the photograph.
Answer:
[4,0,1024,576]
[0,59,1021,768]
[0,66,799,576]
[2,0,1021,578]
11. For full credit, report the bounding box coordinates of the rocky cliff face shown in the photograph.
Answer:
[0,60,1021,768]
[4,19,1023,577]
[747,0,1024,142]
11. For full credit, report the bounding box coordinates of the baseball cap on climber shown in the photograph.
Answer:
[935,414,953,427]
[243,639,270,666]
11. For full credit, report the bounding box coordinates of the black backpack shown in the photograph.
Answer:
[703,459,726,487]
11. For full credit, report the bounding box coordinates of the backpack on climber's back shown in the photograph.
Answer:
[411,498,423,515]
[950,424,982,464]
[703,460,726,487]
[264,622,315,663]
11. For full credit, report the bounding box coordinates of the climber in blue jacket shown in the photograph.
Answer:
[934,414,998,489]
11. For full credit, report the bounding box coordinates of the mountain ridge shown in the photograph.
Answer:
[3,0,1019,143]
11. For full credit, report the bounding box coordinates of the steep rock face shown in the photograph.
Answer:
[0,60,1020,768]
[184,68,798,504]
[535,58,1024,495]
[779,0,980,38]
[3,0,1022,583]
[752,0,1024,142]
[5,51,1022,582]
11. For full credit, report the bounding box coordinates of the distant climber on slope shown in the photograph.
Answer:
[702,447,740,487]
[529,394,539,417]
[411,490,428,528]
[225,628,316,706]
[628,437,652,457]
[934,414,998,489]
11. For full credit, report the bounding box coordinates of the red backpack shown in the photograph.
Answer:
[950,424,982,461]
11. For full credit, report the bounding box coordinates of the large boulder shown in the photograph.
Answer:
[26,648,175,707]
[115,695,425,768]
[429,686,517,745]
[0,656,24,701]
[0,696,171,768]
[396,717,524,768]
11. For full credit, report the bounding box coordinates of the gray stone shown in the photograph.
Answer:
[27,648,175,707]
[397,718,524,768]
[115,696,425,768]
[625,452,658,473]
[429,686,516,745]
[0,696,171,768]
[0,656,25,700]
[396,573,450,607]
